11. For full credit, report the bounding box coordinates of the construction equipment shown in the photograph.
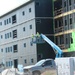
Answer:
[31,33,63,58]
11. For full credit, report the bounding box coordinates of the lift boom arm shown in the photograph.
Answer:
[40,34,63,57]
[31,33,63,57]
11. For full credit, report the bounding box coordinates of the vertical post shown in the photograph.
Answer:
[15,68,16,75]
[52,0,55,46]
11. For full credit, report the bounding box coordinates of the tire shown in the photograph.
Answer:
[33,71,41,75]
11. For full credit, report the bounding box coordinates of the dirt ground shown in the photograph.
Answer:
[41,70,56,75]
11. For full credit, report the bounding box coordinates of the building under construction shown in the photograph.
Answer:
[54,0,75,56]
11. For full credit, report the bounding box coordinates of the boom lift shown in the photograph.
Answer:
[31,33,63,58]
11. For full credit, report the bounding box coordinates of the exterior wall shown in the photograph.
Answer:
[0,1,37,68]
[35,0,53,17]
[0,2,35,32]
[35,0,55,61]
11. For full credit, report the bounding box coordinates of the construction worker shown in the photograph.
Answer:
[32,34,34,38]
[36,32,40,37]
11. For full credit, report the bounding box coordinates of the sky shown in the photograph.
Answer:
[0,0,30,16]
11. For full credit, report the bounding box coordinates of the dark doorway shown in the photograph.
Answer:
[14,59,18,68]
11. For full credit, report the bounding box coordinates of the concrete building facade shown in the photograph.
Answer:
[0,0,54,68]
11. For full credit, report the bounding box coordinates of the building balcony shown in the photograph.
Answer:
[54,8,63,16]
[55,26,64,33]
[58,44,66,50]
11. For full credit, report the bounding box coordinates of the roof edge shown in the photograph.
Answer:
[0,0,34,18]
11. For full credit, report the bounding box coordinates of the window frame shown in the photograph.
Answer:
[22,11,25,16]
[13,44,18,53]
[29,8,31,13]
[13,29,17,38]
[12,15,17,24]
[30,25,32,29]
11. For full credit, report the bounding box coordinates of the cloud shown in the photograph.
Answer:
[0,0,30,16]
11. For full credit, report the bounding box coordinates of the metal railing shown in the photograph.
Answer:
[54,8,63,16]
[55,26,64,33]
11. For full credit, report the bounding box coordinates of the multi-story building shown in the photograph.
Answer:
[0,0,54,68]
[54,0,75,57]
